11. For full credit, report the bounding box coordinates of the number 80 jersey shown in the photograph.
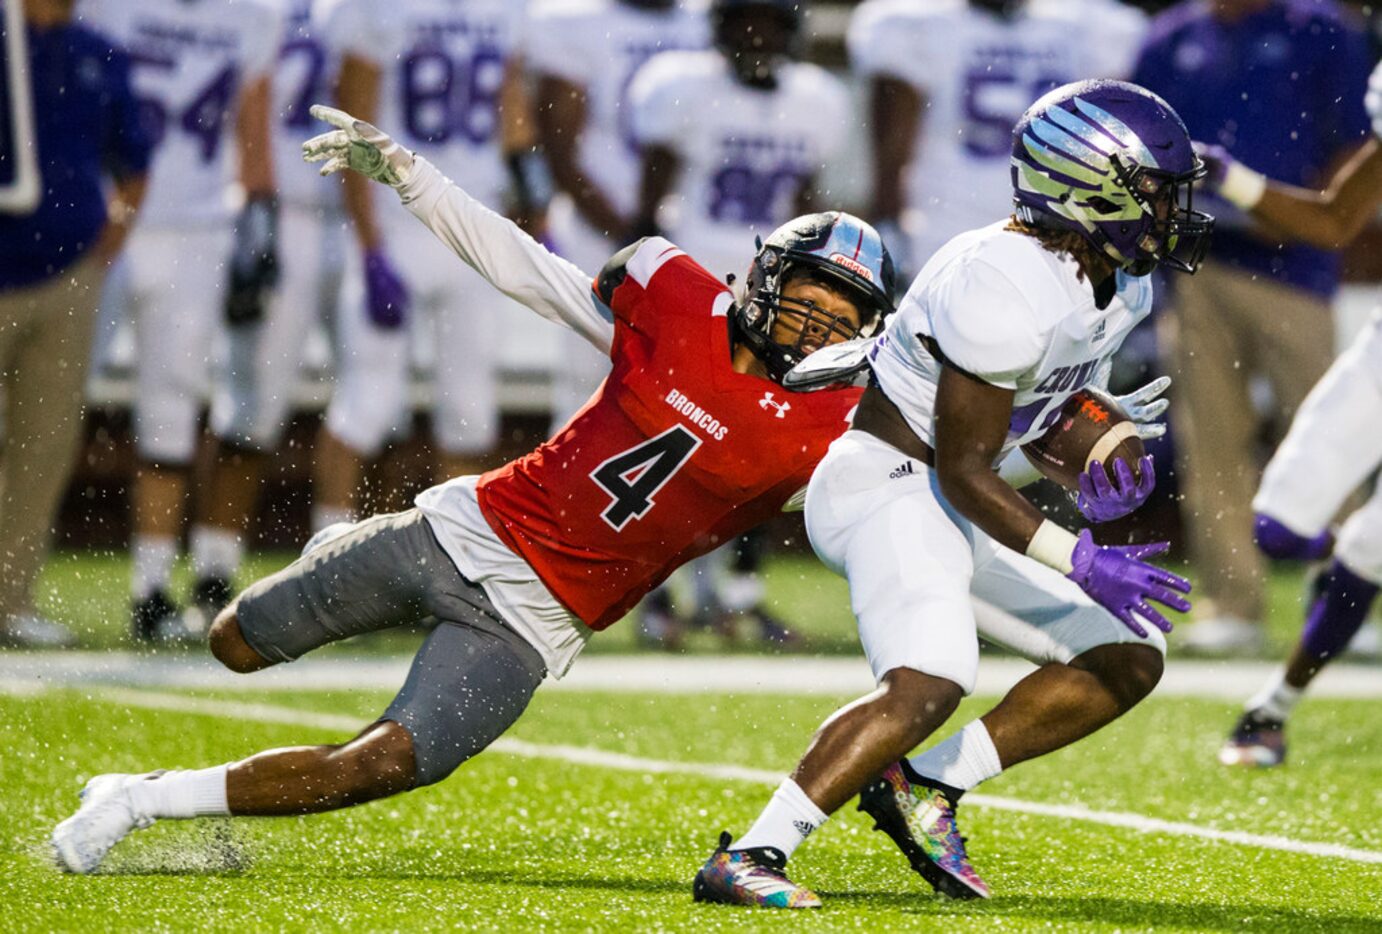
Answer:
[473,238,861,631]
[321,0,524,210]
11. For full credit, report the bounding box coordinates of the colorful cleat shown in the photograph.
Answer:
[1218,709,1286,768]
[858,762,990,899]
[692,832,821,909]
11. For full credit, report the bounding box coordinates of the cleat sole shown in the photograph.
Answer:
[858,780,988,900]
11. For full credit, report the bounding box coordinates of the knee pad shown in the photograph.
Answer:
[1254,512,1332,561]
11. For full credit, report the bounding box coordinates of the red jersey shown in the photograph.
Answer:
[475,237,862,630]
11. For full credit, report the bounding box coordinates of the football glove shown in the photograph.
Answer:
[1112,376,1171,441]
[1075,455,1156,523]
[224,194,279,326]
[363,248,409,330]
[1065,531,1192,638]
[302,104,414,187]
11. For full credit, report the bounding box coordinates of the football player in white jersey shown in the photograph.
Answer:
[627,0,850,285]
[185,0,345,629]
[696,81,1209,907]
[847,0,1146,274]
[1194,63,1382,768]
[527,0,709,428]
[79,0,284,641]
[310,0,542,533]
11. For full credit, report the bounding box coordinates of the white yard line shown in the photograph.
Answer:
[10,681,1381,866]
[2,651,1380,697]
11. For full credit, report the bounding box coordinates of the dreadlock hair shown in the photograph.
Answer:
[1004,214,1105,283]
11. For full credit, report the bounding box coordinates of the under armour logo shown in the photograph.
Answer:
[759,392,791,419]
[792,820,816,838]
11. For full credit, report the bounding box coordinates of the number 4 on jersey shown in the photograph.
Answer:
[591,426,702,531]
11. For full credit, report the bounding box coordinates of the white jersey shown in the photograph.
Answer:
[848,0,1146,265]
[80,0,283,227]
[629,50,850,280]
[271,0,337,207]
[321,0,525,211]
[870,222,1153,457]
[525,0,708,221]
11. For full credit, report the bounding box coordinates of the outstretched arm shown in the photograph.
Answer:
[303,105,613,353]
[1200,138,1382,250]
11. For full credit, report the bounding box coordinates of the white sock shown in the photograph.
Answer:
[1246,668,1302,721]
[189,525,243,580]
[127,765,230,819]
[131,535,178,600]
[908,720,1003,793]
[311,505,353,534]
[731,778,828,859]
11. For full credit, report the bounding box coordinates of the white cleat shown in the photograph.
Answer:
[51,773,157,873]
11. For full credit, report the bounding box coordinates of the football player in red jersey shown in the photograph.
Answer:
[49,105,895,874]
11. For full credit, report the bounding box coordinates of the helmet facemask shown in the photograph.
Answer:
[736,247,884,382]
[1105,153,1212,275]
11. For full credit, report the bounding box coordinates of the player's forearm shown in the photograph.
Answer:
[869,77,920,221]
[237,76,275,198]
[536,76,625,234]
[337,55,384,249]
[1253,140,1382,250]
[96,173,148,263]
[396,157,612,351]
[632,146,679,235]
[937,460,1046,555]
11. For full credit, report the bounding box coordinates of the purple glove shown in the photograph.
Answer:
[1076,455,1155,523]
[1066,530,1192,638]
[1192,141,1231,191]
[364,248,409,330]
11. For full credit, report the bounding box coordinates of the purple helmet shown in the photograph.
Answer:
[1011,79,1213,276]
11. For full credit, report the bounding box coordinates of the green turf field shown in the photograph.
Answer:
[30,549,1337,657]
[4,684,1380,931]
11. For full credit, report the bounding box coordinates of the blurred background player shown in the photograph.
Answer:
[311,0,547,534]
[846,0,1147,278]
[626,0,850,647]
[527,0,709,429]
[80,0,283,642]
[0,0,150,646]
[184,0,344,632]
[1131,0,1373,653]
[1196,66,1382,766]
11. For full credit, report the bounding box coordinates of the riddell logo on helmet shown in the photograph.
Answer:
[827,253,873,282]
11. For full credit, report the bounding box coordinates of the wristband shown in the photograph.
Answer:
[1219,160,1266,211]
[1025,519,1079,575]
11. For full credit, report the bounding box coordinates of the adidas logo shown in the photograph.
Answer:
[888,461,916,479]
[792,820,817,838]
[1091,320,1107,343]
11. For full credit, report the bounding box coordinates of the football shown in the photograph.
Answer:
[1021,387,1145,491]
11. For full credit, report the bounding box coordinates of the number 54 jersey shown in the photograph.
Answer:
[78,0,283,227]
[466,238,860,634]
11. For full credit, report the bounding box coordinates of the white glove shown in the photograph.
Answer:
[1113,375,1171,441]
[301,104,414,187]
[1366,61,1382,140]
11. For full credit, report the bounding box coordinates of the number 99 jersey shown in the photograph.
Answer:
[471,237,861,631]
[78,0,283,227]
[320,0,524,210]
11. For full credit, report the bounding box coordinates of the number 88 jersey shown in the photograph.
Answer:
[321,0,524,210]
[79,0,283,227]
[473,237,860,631]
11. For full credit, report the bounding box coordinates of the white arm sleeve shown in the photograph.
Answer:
[396,157,615,354]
